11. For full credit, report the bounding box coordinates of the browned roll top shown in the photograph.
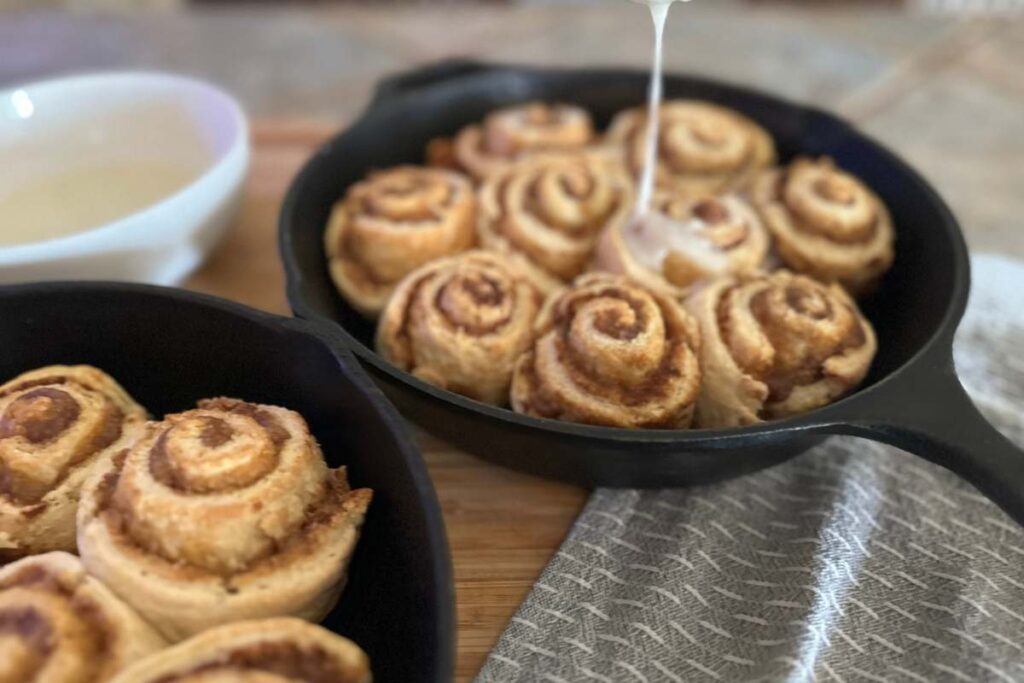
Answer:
[748,157,894,295]
[377,250,542,405]
[723,279,866,403]
[94,397,358,576]
[605,100,776,195]
[428,101,595,180]
[511,273,702,429]
[687,270,877,427]
[477,151,634,294]
[324,165,476,317]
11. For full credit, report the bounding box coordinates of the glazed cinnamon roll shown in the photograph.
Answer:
[478,150,634,294]
[110,618,370,683]
[748,157,895,295]
[0,551,165,682]
[0,365,146,560]
[605,100,776,195]
[511,273,702,429]
[377,250,542,405]
[324,166,476,317]
[76,398,372,642]
[686,270,877,428]
[595,192,771,299]
[428,101,595,181]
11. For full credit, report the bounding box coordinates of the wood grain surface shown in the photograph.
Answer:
[185,121,587,681]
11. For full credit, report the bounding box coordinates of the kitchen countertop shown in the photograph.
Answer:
[2,3,1022,679]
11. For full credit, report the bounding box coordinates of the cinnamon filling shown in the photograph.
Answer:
[154,642,364,683]
[0,389,80,444]
[0,608,53,657]
[433,275,514,337]
[459,275,505,307]
[199,418,235,448]
[0,384,124,504]
[198,400,289,448]
[0,566,112,669]
[693,199,727,223]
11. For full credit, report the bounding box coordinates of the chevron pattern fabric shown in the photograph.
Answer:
[479,255,1024,683]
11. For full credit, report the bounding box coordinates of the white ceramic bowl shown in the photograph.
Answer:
[0,72,249,285]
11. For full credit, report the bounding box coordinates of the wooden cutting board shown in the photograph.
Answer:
[185,120,588,681]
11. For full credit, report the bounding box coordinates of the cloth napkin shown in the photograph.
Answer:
[478,254,1024,683]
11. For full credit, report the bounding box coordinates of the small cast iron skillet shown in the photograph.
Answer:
[0,282,454,683]
[280,61,1024,525]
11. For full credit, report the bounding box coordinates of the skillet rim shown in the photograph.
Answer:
[280,63,971,446]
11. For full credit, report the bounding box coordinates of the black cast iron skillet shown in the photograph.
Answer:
[280,60,1024,525]
[0,282,453,683]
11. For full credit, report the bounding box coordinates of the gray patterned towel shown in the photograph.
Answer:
[479,254,1024,683]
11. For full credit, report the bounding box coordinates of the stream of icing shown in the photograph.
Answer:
[627,0,728,277]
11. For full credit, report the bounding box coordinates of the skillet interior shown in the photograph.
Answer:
[280,65,967,485]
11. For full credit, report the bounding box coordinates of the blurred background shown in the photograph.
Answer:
[0,0,1021,259]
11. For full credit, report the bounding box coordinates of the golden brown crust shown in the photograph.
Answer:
[605,100,776,196]
[748,157,895,295]
[377,250,543,405]
[686,270,877,428]
[428,102,595,181]
[477,150,634,295]
[324,165,476,317]
[0,366,146,560]
[511,273,702,429]
[76,398,372,642]
[0,551,166,682]
[109,618,371,683]
[594,192,771,299]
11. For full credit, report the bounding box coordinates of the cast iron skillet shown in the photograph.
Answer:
[0,282,454,683]
[280,60,1024,525]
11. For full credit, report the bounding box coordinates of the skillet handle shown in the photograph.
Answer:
[836,348,1024,525]
[370,59,491,108]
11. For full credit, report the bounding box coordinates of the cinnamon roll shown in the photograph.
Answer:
[605,100,776,195]
[109,618,370,683]
[478,150,634,294]
[686,270,877,428]
[0,551,165,682]
[0,365,146,560]
[595,192,771,299]
[748,157,895,296]
[324,166,476,317]
[428,101,595,181]
[377,250,542,405]
[76,397,372,642]
[511,273,702,429]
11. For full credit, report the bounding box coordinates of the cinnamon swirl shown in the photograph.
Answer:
[377,250,543,405]
[478,150,634,294]
[428,101,595,181]
[748,157,895,295]
[0,365,146,560]
[686,270,877,428]
[0,551,165,682]
[76,398,372,641]
[324,166,476,317]
[605,100,776,195]
[511,273,702,428]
